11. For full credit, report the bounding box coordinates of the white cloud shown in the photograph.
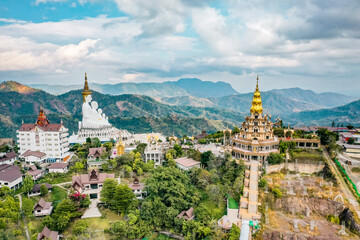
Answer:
[0,37,98,71]
[35,0,67,5]
[1,0,360,94]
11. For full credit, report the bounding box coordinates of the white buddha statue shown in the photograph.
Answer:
[82,95,102,128]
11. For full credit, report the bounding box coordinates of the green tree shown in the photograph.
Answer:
[273,128,284,137]
[23,174,34,196]
[145,167,192,210]
[102,162,109,172]
[267,153,284,165]
[201,151,215,168]
[0,187,10,197]
[228,224,240,240]
[113,184,136,214]
[232,126,240,135]
[101,178,118,206]
[166,152,176,168]
[42,216,55,229]
[316,128,338,145]
[135,143,147,155]
[22,197,34,217]
[80,195,91,208]
[91,138,101,148]
[73,162,84,173]
[109,220,126,238]
[40,184,49,196]
[173,144,183,157]
[103,141,113,152]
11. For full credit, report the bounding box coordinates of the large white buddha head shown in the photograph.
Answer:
[85,95,92,103]
[91,101,98,110]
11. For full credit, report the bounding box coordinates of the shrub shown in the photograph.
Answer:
[271,188,283,198]
[73,220,89,235]
[267,153,284,165]
[327,215,340,224]
[258,178,267,188]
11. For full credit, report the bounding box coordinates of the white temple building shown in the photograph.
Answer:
[69,73,131,144]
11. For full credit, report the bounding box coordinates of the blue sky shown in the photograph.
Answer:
[0,0,360,95]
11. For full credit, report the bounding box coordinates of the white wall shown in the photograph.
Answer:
[0,176,22,190]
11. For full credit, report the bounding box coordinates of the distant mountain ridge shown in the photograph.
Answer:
[161,88,358,116]
[30,78,238,98]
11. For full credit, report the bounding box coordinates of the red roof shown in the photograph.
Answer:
[0,151,17,163]
[38,226,58,240]
[177,207,195,220]
[88,147,106,158]
[47,162,68,169]
[0,164,22,182]
[21,150,46,158]
[19,123,63,132]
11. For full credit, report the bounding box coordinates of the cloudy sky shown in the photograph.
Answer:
[0,0,360,95]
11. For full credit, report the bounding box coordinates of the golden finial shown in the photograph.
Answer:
[250,75,263,114]
[82,72,92,102]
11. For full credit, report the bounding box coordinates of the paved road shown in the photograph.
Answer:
[324,151,360,218]
[17,194,30,240]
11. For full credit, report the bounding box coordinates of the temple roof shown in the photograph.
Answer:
[250,76,263,114]
[36,109,50,127]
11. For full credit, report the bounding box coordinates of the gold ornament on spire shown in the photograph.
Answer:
[82,72,92,102]
[250,75,263,114]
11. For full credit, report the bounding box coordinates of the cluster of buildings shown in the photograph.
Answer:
[2,73,358,239]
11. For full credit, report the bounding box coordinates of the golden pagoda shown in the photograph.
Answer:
[82,72,92,102]
[231,76,279,162]
[250,76,263,114]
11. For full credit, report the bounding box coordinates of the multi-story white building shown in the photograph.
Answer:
[17,109,70,162]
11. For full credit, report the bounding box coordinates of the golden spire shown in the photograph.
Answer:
[82,72,92,102]
[250,75,263,114]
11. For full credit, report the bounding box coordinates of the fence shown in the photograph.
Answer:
[334,158,360,198]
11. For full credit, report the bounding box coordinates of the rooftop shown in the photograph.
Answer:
[21,150,46,158]
[47,162,68,169]
[0,164,22,182]
[175,157,201,168]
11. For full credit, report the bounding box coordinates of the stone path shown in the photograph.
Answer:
[17,194,30,240]
[81,200,102,219]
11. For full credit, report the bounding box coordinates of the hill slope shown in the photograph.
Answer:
[286,100,360,126]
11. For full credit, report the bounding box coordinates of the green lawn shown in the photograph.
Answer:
[37,172,73,184]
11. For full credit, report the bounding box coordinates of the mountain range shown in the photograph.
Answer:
[161,88,357,116]
[1,80,359,138]
[29,78,238,98]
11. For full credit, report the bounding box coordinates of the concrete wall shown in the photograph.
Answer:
[267,162,325,174]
